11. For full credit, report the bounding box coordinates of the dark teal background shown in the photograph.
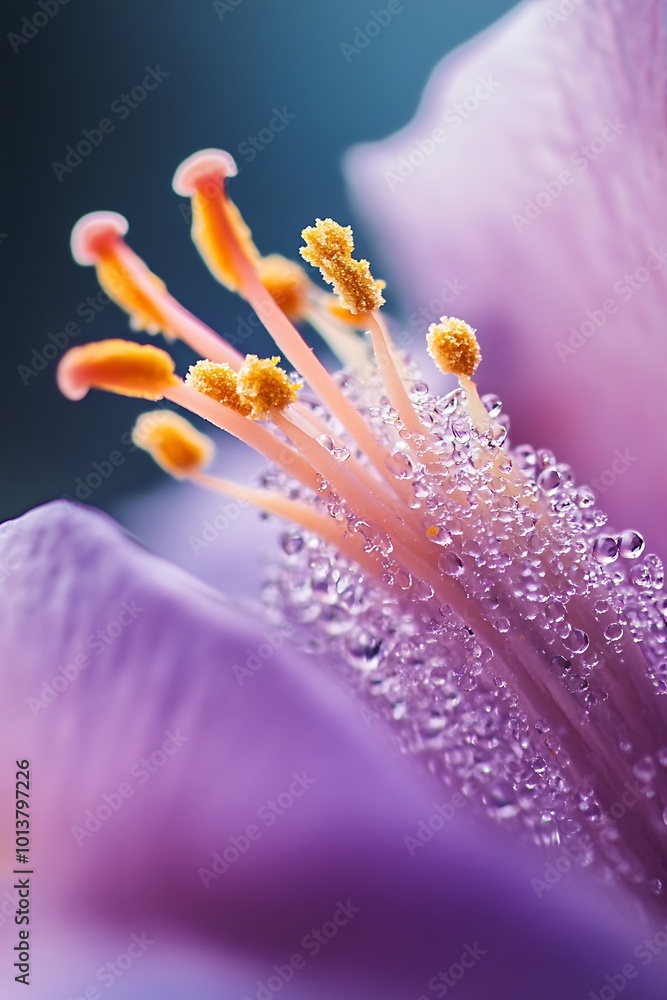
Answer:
[2,0,518,520]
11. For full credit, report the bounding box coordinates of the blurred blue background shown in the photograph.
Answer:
[2,0,519,522]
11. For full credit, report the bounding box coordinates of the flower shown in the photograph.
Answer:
[8,132,667,994]
[344,0,667,566]
[3,500,667,998]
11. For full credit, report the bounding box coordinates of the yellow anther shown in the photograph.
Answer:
[132,411,214,478]
[185,360,252,416]
[256,255,310,321]
[426,317,481,379]
[300,218,385,315]
[57,340,178,401]
[237,355,300,419]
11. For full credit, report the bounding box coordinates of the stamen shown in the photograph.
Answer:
[191,472,382,578]
[256,255,310,322]
[300,218,385,314]
[236,355,300,419]
[131,411,213,478]
[172,149,260,292]
[57,340,177,401]
[427,317,489,431]
[186,360,251,415]
[71,212,241,367]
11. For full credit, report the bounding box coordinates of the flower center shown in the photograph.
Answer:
[57,147,667,913]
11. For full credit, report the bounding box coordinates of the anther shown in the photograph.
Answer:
[132,411,214,478]
[300,218,385,315]
[57,340,178,401]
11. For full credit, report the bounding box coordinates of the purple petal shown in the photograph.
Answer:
[1,501,666,998]
[346,0,667,556]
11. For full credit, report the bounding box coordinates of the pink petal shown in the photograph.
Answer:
[346,0,667,556]
[2,501,666,998]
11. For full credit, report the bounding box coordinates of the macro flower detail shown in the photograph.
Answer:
[58,147,667,919]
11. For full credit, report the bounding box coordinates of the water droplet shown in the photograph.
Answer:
[281,531,304,555]
[439,551,464,577]
[482,394,502,418]
[618,530,645,559]
[565,628,590,654]
[427,526,452,547]
[384,451,414,480]
[593,535,618,564]
[604,622,624,642]
[548,655,571,678]
[545,600,566,624]
[537,468,562,494]
[493,617,510,633]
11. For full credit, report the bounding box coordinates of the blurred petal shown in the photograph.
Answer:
[114,435,281,599]
[346,0,667,556]
[1,501,666,998]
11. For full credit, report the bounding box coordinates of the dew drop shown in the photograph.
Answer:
[537,468,562,495]
[604,622,624,642]
[439,551,464,577]
[593,535,618,564]
[618,530,645,559]
[281,531,304,555]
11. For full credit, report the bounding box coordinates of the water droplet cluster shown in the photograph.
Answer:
[261,365,667,909]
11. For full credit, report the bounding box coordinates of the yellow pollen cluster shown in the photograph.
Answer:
[57,340,177,401]
[237,355,300,419]
[256,255,310,321]
[132,411,213,478]
[186,360,252,415]
[426,317,481,379]
[300,218,385,315]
